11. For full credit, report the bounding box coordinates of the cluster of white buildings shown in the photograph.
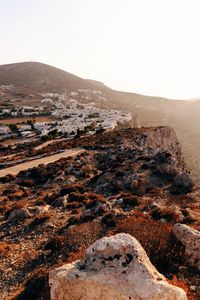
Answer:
[34,90,132,135]
[0,89,132,139]
[35,93,132,137]
[0,105,49,117]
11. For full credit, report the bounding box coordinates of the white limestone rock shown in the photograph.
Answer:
[173,223,200,270]
[49,233,187,300]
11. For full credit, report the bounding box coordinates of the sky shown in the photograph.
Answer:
[1,0,200,99]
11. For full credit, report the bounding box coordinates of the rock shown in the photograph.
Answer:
[153,151,173,164]
[155,164,180,178]
[49,233,187,300]
[53,176,66,184]
[181,208,200,223]
[8,207,31,221]
[28,205,50,215]
[8,205,51,221]
[172,223,200,270]
[125,174,139,188]
[51,196,67,208]
[173,172,194,193]
[63,175,76,185]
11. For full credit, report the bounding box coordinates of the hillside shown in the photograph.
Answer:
[0,127,199,299]
[0,62,110,94]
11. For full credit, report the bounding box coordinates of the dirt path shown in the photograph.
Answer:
[0,116,55,124]
[0,148,84,177]
[34,138,67,150]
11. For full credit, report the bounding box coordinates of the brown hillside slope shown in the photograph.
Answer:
[0,62,109,93]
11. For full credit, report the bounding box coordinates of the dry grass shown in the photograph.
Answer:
[151,205,183,223]
[168,275,195,300]
[64,221,104,256]
[0,242,11,257]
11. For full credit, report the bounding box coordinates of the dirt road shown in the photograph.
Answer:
[0,148,84,177]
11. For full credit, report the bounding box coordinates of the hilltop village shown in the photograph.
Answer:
[0,85,132,140]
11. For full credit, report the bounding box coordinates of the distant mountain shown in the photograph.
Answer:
[0,61,182,106]
[0,61,110,94]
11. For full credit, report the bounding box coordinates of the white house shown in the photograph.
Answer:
[0,126,11,135]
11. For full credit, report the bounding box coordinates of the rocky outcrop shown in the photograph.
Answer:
[173,223,200,270]
[49,233,187,300]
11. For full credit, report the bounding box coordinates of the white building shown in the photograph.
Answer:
[0,126,11,135]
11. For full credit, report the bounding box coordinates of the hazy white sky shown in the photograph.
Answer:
[1,0,200,99]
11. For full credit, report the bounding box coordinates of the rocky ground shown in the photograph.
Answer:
[0,126,199,299]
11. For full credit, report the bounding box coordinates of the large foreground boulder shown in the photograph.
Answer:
[49,233,187,300]
[173,223,200,270]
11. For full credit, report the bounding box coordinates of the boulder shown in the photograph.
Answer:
[172,223,200,270]
[153,151,173,164]
[173,172,194,193]
[8,207,31,221]
[49,233,187,300]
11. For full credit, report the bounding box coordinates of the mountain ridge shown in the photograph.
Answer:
[0,61,111,94]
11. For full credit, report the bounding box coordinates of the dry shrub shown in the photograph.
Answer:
[35,198,45,206]
[29,212,51,227]
[0,242,11,257]
[168,194,195,204]
[82,192,107,209]
[117,192,139,209]
[13,270,50,300]
[67,249,85,263]
[8,190,25,201]
[68,192,86,203]
[169,275,189,293]
[101,212,117,228]
[0,201,11,215]
[66,201,83,209]
[19,178,35,187]
[84,192,107,203]
[82,198,96,209]
[97,205,109,215]
[149,187,164,196]
[44,235,65,252]
[151,206,183,223]
[122,196,139,207]
[14,201,27,209]
[168,275,195,300]
[60,184,80,196]
[113,216,184,274]
[44,192,58,205]
[67,214,82,226]
[64,221,104,256]
[81,165,93,173]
